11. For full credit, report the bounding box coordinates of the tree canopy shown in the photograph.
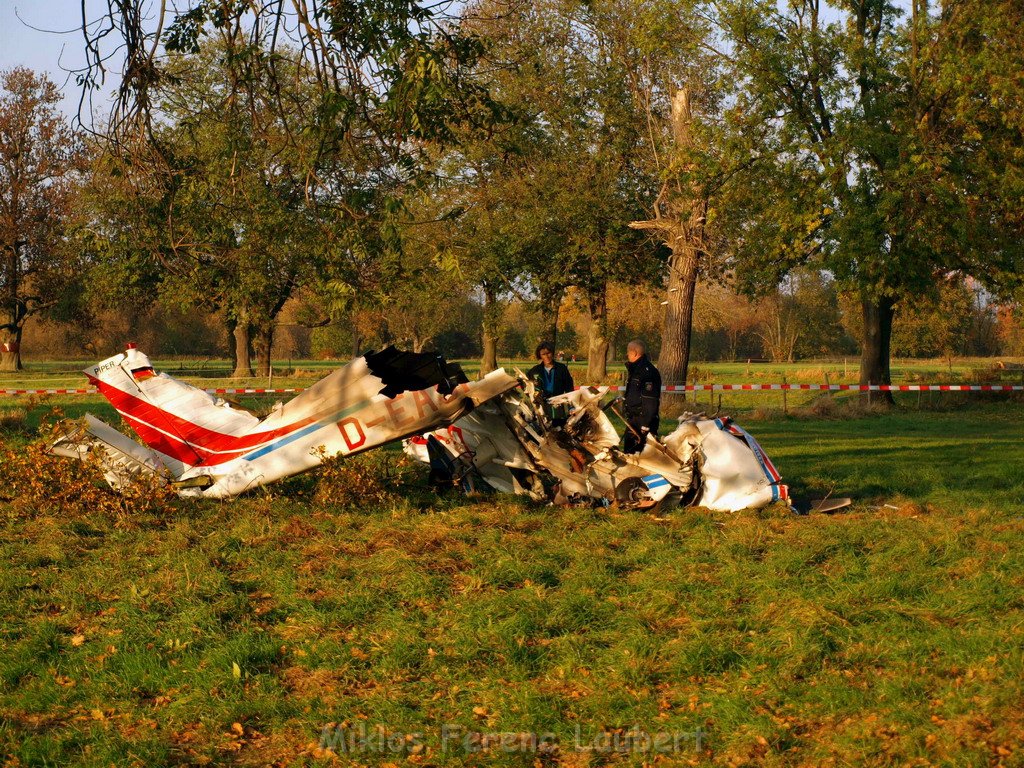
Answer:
[715,0,1024,390]
[0,68,83,370]
[6,0,1017,384]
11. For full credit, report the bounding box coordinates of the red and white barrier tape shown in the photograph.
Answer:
[1,388,98,395]
[205,388,303,394]
[604,383,1024,392]
[0,387,303,395]
[3,383,1024,396]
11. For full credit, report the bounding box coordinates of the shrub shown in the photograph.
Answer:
[0,408,28,433]
[311,448,419,508]
[0,432,179,524]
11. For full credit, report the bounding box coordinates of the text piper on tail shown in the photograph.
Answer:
[51,344,519,498]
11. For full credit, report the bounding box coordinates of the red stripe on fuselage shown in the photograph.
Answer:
[89,375,323,459]
[118,412,266,467]
[119,412,204,466]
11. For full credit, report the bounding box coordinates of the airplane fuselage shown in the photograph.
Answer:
[76,346,520,498]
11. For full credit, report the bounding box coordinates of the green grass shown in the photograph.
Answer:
[2,403,1024,765]
[2,354,1019,384]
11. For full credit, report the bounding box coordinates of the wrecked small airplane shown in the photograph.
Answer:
[51,345,827,513]
[404,378,792,512]
[51,344,519,498]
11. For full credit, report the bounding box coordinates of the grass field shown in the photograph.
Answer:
[1,354,1019,387]
[2,390,1024,765]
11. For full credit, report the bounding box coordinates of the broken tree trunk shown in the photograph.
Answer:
[629,87,708,389]
[586,285,610,382]
[629,201,706,387]
[658,239,700,386]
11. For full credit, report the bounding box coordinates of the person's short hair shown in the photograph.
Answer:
[627,339,646,355]
[535,341,555,359]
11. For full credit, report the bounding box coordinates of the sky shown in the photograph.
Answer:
[1,0,917,123]
[0,0,119,121]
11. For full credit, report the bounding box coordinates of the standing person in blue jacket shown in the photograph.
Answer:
[527,341,575,427]
[622,339,661,453]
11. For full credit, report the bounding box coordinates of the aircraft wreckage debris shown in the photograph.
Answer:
[49,344,849,513]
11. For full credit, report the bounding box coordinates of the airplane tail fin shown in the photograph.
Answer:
[85,344,260,475]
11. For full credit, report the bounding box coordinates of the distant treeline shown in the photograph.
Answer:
[24,271,1017,366]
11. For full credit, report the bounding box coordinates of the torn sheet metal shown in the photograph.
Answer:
[406,376,789,512]
[52,344,519,498]
[51,343,791,512]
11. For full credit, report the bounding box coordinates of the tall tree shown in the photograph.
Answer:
[716,0,1024,397]
[421,131,541,373]
[85,35,320,377]
[0,68,83,371]
[418,2,558,373]
[79,1,507,373]
[629,86,718,386]
[452,0,663,379]
[931,0,1024,294]
[515,0,722,386]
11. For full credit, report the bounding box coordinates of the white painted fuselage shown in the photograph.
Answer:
[75,347,520,498]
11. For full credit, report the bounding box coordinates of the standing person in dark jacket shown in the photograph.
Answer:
[527,341,575,427]
[622,339,661,453]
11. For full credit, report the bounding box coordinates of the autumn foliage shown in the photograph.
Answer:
[0,431,178,522]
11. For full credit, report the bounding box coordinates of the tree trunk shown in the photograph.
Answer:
[537,285,562,348]
[587,286,609,382]
[253,325,273,377]
[226,315,237,369]
[0,327,22,371]
[860,294,896,405]
[352,333,362,358]
[629,86,706,389]
[232,321,255,378]
[658,241,699,385]
[480,282,499,375]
